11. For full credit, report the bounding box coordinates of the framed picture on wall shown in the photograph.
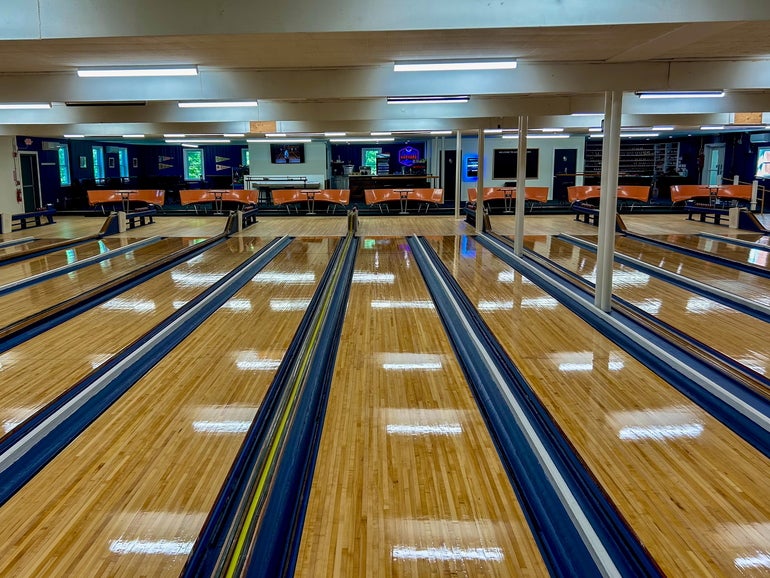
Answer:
[132,157,138,168]
[79,156,87,168]
[108,158,115,168]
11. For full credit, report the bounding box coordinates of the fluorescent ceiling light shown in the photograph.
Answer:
[387,95,470,104]
[371,131,392,136]
[181,144,198,148]
[430,130,453,135]
[536,128,564,133]
[0,103,51,109]
[265,133,286,137]
[178,101,258,108]
[590,133,661,138]
[394,58,516,72]
[247,138,312,143]
[571,113,600,116]
[166,138,231,143]
[64,134,85,138]
[329,137,395,143]
[701,125,725,130]
[588,127,603,132]
[652,126,675,131]
[636,90,725,99]
[77,66,198,78]
[223,133,245,137]
[164,133,186,138]
[503,134,569,139]
[324,132,346,137]
[122,134,144,138]
[484,129,503,134]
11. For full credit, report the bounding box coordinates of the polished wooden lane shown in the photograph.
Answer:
[0,238,334,576]
[0,238,66,258]
[638,232,770,270]
[530,236,770,380]
[0,237,269,436]
[295,237,549,577]
[431,235,770,576]
[611,235,770,305]
[0,237,191,328]
[0,238,134,285]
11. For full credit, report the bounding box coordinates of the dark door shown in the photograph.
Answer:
[552,149,577,203]
[442,150,457,202]
[20,153,41,211]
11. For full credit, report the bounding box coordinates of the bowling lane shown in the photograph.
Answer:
[0,238,66,257]
[645,233,770,271]
[431,235,770,577]
[533,236,770,380]
[0,237,190,328]
[0,237,335,577]
[0,237,269,436]
[295,237,549,577]
[0,237,134,285]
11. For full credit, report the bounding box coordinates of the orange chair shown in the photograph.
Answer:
[364,189,402,213]
[315,189,350,213]
[271,189,306,213]
[717,185,752,203]
[669,185,712,205]
[87,189,165,211]
[409,188,444,213]
[567,186,601,203]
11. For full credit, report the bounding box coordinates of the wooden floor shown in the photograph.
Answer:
[1,212,769,576]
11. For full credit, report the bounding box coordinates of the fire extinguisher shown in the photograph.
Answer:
[16,188,22,203]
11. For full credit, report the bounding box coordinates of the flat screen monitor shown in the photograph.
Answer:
[271,143,305,164]
[493,148,539,180]
[756,146,770,178]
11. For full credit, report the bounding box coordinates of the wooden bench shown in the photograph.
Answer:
[3,207,56,233]
[126,208,156,229]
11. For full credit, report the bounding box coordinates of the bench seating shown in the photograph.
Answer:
[571,201,600,225]
[567,185,650,206]
[87,189,165,209]
[468,186,550,203]
[126,208,156,229]
[364,188,444,213]
[271,189,350,214]
[2,207,56,233]
[179,189,258,206]
[684,201,729,224]
[670,184,753,205]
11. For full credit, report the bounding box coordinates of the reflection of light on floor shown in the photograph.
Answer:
[90,353,113,369]
[379,352,443,371]
[252,272,316,284]
[609,406,705,442]
[0,351,19,371]
[270,298,310,311]
[191,406,259,434]
[101,299,156,312]
[630,298,662,315]
[353,272,395,284]
[735,552,770,569]
[392,546,503,562]
[193,421,251,434]
[748,248,769,267]
[552,351,624,372]
[109,539,194,555]
[171,271,226,287]
[234,350,282,371]
[477,300,513,311]
[584,270,650,287]
[386,424,462,435]
[736,356,767,374]
[497,270,533,284]
[371,300,434,309]
[521,297,558,309]
[686,296,726,313]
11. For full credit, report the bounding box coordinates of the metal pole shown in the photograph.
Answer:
[454,130,462,218]
[476,129,485,232]
[514,115,528,256]
[594,90,622,312]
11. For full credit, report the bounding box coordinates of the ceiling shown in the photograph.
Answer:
[1,2,770,140]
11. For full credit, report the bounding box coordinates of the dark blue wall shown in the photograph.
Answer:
[331,142,425,174]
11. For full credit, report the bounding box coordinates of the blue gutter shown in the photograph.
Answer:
[622,229,770,279]
[0,236,163,297]
[521,244,770,395]
[409,235,662,578]
[558,233,770,324]
[479,233,770,459]
[0,236,292,506]
[697,231,770,251]
[0,236,35,249]
[183,234,358,578]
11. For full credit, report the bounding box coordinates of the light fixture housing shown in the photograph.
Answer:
[394,58,517,72]
[387,95,470,104]
[178,101,258,108]
[370,131,392,136]
[0,103,51,109]
[591,133,661,138]
[63,134,85,138]
[504,134,570,139]
[328,137,396,143]
[265,133,287,138]
[166,138,231,143]
[324,132,347,137]
[635,90,725,99]
[122,134,145,138]
[77,66,198,78]
[700,125,725,130]
[246,138,312,143]
[223,133,245,137]
[430,130,453,135]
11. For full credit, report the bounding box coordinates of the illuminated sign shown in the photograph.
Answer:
[398,146,420,166]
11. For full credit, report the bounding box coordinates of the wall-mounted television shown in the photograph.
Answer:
[493,148,539,179]
[271,143,305,164]
[756,146,770,178]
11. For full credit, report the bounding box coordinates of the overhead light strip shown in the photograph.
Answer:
[247,138,312,143]
[387,95,470,104]
[591,133,661,138]
[166,139,231,144]
[0,103,51,109]
[77,66,198,78]
[178,101,258,108]
[329,137,396,143]
[394,58,517,72]
[635,90,725,99]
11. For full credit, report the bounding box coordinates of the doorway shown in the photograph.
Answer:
[442,150,457,202]
[552,148,577,202]
[19,152,42,212]
[701,143,725,186]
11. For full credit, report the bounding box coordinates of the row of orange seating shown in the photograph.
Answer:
[567,185,650,203]
[87,189,165,207]
[670,184,752,204]
[467,187,549,203]
[363,188,444,212]
[179,189,258,206]
[272,189,350,212]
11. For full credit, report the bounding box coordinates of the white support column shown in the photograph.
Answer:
[454,130,462,218]
[476,129,485,232]
[514,115,528,256]
[594,90,622,312]
[752,179,759,211]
